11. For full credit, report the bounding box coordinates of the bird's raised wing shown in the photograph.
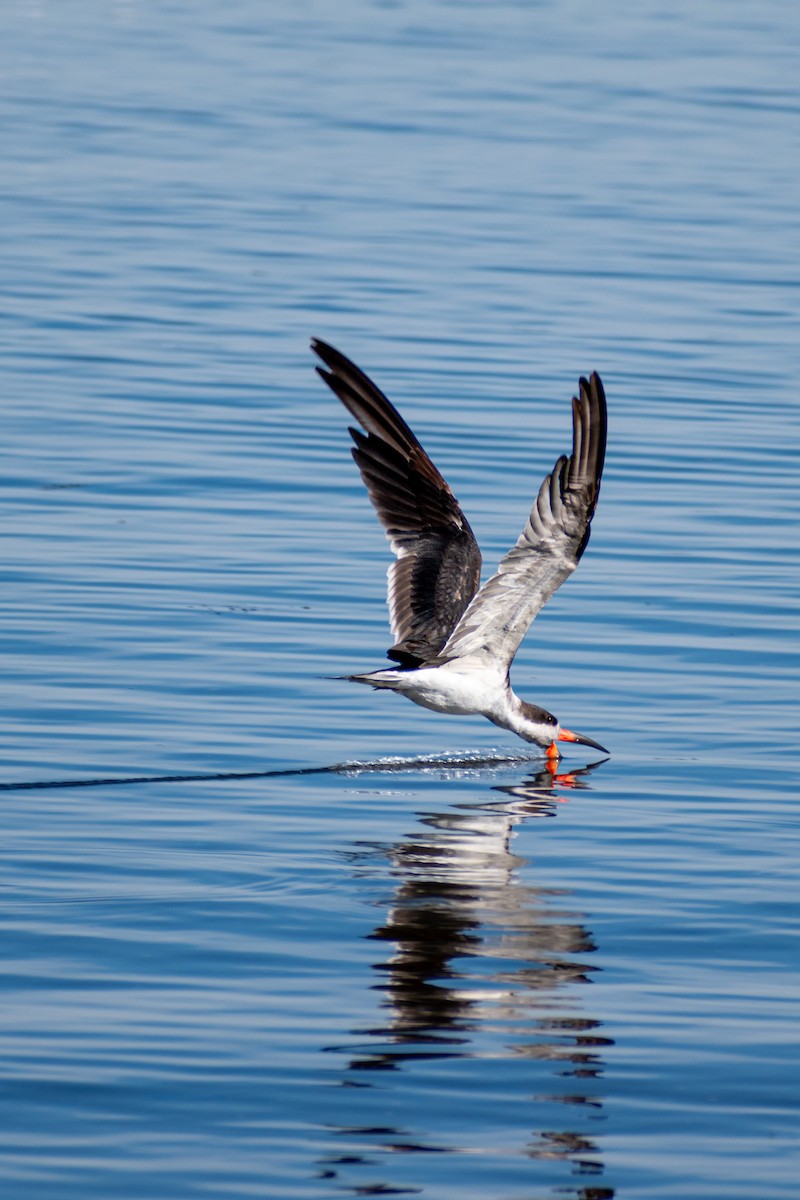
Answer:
[437,372,607,672]
[312,339,482,666]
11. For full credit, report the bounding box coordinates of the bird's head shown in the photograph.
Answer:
[517,701,609,759]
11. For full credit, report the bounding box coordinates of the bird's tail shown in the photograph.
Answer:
[340,669,404,691]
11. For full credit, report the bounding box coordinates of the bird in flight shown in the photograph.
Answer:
[312,339,608,760]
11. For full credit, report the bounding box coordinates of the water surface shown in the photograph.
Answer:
[1,1,799,1197]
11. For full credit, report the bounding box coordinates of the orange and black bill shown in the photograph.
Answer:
[558,728,609,755]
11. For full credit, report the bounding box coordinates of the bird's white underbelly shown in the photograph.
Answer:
[393,665,505,718]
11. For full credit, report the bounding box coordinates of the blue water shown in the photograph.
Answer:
[1,1,799,1197]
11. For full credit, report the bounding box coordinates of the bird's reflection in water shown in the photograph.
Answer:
[319,761,614,1198]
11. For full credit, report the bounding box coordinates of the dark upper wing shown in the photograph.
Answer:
[312,338,482,665]
[438,372,607,670]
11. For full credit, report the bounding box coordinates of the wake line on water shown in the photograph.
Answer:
[0,749,545,794]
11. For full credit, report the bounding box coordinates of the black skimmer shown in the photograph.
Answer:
[312,339,608,760]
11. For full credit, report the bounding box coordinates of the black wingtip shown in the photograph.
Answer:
[311,337,350,374]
